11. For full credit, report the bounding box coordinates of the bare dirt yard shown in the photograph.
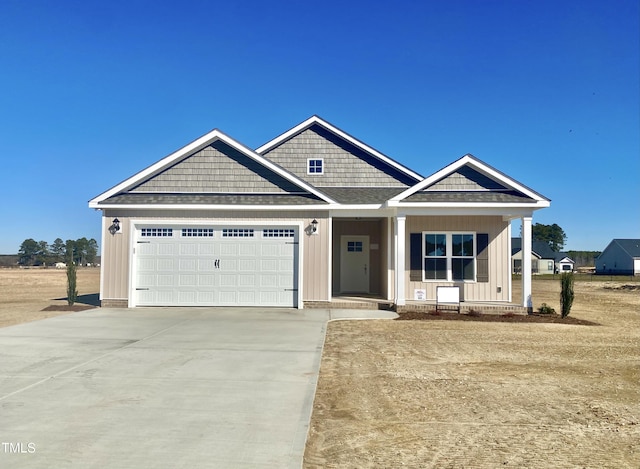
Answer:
[0,268,100,328]
[305,279,640,468]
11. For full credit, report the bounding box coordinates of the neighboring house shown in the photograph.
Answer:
[512,239,575,274]
[595,239,640,275]
[553,253,575,273]
[512,239,556,275]
[89,116,550,310]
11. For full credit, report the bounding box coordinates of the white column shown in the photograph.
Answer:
[521,216,533,311]
[394,215,406,306]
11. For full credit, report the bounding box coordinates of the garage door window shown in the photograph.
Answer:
[222,228,254,237]
[181,228,214,237]
[263,229,295,237]
[141,228,173,237]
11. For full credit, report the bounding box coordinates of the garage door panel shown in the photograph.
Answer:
[179,244,198,256]
[179,274,197,286]
[220,244,237,256]
[178,291,197,303]
[260,291,278,304]
[137,243,157,255]
[220,274,237,287]
[157,275,174,287]
[279,274,293,288]
[239,274,256,287]
[198,244,217,256]
[260,275,277,287]
[179,259,197,271]
[260,259,277,271]
[135,225,297,307]
[198,259,216,272]
[239,244,256,256]
[138,258,156,271]
[237,291,256,303]
[197,291,216,303]
[157,243,175,255]
[156,290,175,303]
[219,291,237,304]
[260,244,278,256]
[221,259,237,270]
[239,259,256,271]
[157,258,175,271]
[137,274,156,287]
[198,274,216,286]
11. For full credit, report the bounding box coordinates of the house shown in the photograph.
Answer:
[511,238,575,274]
[595,239,640,275]
[89,116,550,311]
[512,239,555,274]
[553,253,575,273]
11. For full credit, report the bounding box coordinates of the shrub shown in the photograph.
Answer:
[560,271,575,318]
[67,262,78,306]
[537,303,556,314]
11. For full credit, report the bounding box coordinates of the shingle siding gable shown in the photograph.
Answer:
[262,124,416,187]
[426,166,507,191]
[130,141,301,193]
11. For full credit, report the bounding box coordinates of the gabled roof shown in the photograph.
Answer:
[511,238,557,258]
[554,253,574,263]
[389,154,550,208]
[256,115,424,183]
[89,128,338,208]
[605,239,640,258]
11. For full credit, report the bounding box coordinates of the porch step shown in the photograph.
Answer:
[305,300,395,311]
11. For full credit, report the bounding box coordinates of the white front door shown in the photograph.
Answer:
[340,235,370,293]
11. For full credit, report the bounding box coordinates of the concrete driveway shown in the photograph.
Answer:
[0,307,395,468]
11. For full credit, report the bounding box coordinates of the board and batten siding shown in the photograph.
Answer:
[405,215,510,302]
[101,210,330,305]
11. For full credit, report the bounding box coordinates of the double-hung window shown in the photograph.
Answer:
[424,232,476,281]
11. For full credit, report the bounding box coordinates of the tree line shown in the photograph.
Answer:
[18,238,98,266]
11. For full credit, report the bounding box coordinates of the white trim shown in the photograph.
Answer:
[256,115,424,181]
[327,217,333,301]
[89,129,338,206]
[421,231,477,282]
[128,219,304,309]
[387,216,394,302]
[99,216,106,301]
[390,154,550,203]
[394,215,406,306]
[507,222,512,303]
[306,158,324,175]
[521,216,533,309]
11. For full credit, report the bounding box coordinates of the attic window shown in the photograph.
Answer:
[307,158,324,175]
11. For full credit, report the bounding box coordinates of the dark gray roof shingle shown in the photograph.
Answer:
[405,190,535,203]
[100,193,326,205]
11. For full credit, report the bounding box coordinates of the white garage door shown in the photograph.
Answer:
[133,226,298,307]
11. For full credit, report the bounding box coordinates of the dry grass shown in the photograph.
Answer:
[305,279,640,468]
[0,268,100,328]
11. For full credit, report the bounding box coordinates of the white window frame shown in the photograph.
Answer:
[423,232,477,282]
[307,158,324,175]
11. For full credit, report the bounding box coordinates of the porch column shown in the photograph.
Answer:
[521,216,533,311]
[394,215,406,306]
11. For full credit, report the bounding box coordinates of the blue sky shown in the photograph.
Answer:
[0,0,638,254]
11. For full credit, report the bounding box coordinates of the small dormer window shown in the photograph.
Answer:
[307,158,324,175]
